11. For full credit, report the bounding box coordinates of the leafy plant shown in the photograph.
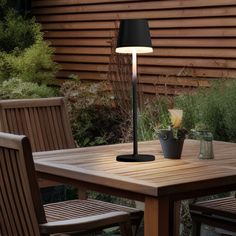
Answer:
[0,78,57,99]
[0,8,58,84]
[72,104,124,147]
[60,80,128,147]
[0,11,38,53]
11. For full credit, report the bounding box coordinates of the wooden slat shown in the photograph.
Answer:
[44,28,236,39]
[54,47,236,58]
[41,18,236,30]
[54,55,236,69]
[55,72,210,88]
[32,0,142,7]
[49,38,236,48]
[32,0,236,14]
[35,7,236,22]
[58,62,236,78]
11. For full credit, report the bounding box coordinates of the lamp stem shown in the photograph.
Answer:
[132,51,138,156]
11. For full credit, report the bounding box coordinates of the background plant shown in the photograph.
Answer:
[138,96,170,141]
[175,80,236,142]
[60,80,129,147]
[0,78,56,99]
[0,1,58,86]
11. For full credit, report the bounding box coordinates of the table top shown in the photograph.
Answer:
[34,139,236,198]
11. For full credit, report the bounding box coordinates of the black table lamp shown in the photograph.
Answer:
[116,19,155,162]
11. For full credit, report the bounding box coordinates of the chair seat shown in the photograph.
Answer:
[190,196,236,235]
[190,197,236,220]
[44,199,143,225]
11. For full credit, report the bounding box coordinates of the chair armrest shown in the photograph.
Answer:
[39,211,130,234]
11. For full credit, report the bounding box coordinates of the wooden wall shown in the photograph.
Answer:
[32,0,236,95]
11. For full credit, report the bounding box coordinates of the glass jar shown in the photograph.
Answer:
[197,131,214,159]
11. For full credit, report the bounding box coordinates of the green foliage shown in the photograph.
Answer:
[174,94,196,131]
[138,97,170,141]
[175,80,236,142]
[0,41,57,84]
[72,104,124,146]
[61,80,127,147]
[0,0,6,6]
[180,201,192,236]
[0,9,58,84]
[0,78,57,99]
[0,11,39,52]
[0,0,7,14]
[221,81,236,141]
[88,191,135,207]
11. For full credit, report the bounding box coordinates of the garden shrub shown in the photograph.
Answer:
[0,10,37,53]
[221,80,236,142]
[0,78,56,99]
[0,40,57,84]
[60,80,129,147]
[175,80,236,142]
[0,5,58,85]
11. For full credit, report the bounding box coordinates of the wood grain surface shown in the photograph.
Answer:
[34,140,236,197]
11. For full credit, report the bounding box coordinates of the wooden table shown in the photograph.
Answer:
[33,140,236,236]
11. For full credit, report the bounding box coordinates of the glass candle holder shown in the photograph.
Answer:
[197,131,214,159]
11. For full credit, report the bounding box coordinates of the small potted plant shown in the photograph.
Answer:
[156,109,187,159]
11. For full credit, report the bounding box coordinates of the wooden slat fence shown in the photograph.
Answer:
[32,0,236,95]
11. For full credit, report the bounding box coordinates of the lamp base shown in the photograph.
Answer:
[116,154,155,162]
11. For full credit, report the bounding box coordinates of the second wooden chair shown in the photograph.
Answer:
[190,197,236,235]
[0,132,139,236]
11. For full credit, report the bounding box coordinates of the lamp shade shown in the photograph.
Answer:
[116,19,153,54]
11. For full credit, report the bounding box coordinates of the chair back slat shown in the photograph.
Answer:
[0,98,75,152]
[0,132,47,236]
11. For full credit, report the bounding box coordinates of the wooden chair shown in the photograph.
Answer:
[0,132,138,236]
[0,97,75,189]
[0,97,75,152]
[190,197,236,235]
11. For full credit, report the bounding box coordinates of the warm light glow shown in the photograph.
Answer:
[132,51,137,79]
[116,46,153,54]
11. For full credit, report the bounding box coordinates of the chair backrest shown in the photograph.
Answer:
[0,97,75,152]
[0,132,47,236]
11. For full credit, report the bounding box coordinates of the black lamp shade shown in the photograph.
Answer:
[116,19,153,54]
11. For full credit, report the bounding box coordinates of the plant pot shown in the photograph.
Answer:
[158,130,185,159]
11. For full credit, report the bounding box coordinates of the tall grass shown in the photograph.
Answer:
[175,80,236,142]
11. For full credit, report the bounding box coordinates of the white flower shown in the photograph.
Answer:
[168,109,183,129]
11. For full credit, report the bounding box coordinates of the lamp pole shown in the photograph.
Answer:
[132,50,138,156]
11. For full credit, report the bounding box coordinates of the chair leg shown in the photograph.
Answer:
[133,216,143,236]
[192,220,201,236]
[120,221,133,236]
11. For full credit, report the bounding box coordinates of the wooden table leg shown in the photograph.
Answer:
[77,187,87,200]
[144,196,171,236]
